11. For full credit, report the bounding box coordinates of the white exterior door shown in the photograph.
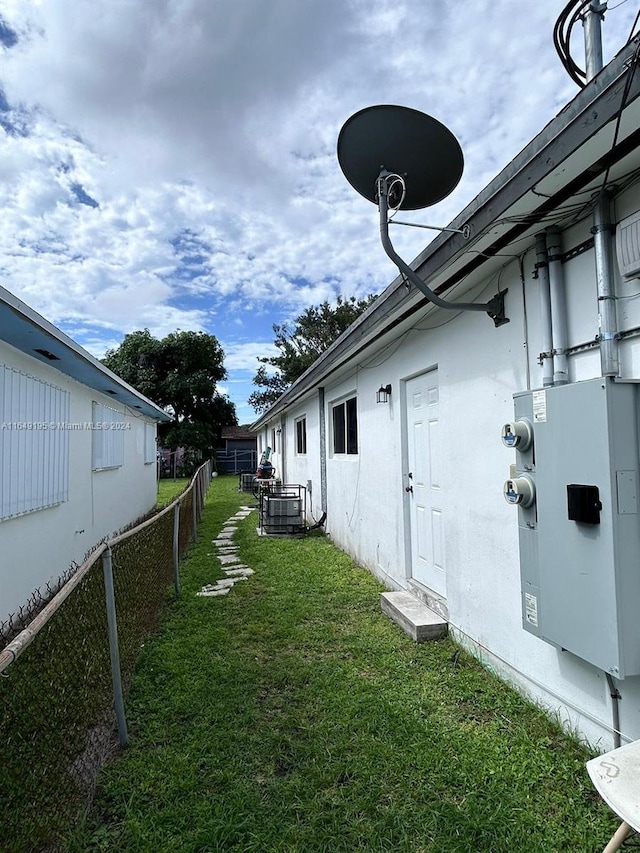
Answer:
[405,370,445,596]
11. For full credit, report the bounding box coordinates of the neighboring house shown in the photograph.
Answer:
[253,37,640,749]
[215,425,258,473]
[0,285,171,626]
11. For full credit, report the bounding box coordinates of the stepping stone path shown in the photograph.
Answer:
[197,506,256,597]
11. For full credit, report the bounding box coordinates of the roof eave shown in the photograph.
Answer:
[0,286,171,422]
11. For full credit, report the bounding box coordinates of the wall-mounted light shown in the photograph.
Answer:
[376,384,392,404]
[276,428,282,435]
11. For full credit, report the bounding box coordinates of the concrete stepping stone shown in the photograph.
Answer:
[197,587,230,597]
[197,510,257,598]
[216,576,247,587]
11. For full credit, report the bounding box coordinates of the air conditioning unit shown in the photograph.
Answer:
[260,484,306,535]
[238,472,254,493]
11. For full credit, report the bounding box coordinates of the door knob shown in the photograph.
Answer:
[405,485,413,493]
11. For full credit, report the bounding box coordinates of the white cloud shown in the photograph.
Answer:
[223,341,279,372]
[0,0,638,417]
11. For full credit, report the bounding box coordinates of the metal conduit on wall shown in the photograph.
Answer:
[535,232,554,387]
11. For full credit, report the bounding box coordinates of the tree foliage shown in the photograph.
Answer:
[248,295,376,413]
[103,329,237,457]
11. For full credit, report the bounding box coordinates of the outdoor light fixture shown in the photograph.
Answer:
[376,384,392,404]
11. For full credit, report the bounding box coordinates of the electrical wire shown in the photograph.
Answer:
[628,5,640,41]
[384,173,406,219]
[600,36,640,191]
[553,0,595,88]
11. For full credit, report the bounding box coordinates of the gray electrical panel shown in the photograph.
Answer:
[508,377,640,678]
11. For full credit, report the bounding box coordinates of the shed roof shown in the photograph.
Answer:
[252,34,640,429]
[221,425,257,440]
[0,285,171,422]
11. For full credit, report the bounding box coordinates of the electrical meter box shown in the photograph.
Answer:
[510,377,640,678]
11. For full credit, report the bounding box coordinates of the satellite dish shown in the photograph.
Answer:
[337,104,464,210]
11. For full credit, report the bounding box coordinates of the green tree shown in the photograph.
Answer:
[103,329,237,460]
[248,295,376,413]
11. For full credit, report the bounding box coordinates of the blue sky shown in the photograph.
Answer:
[1,0,638,423]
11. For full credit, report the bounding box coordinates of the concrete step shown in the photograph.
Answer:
[380,591,448,643]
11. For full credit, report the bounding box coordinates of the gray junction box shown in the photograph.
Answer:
[511,377,640,678]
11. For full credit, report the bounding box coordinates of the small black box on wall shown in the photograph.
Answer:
[567,484,602,525]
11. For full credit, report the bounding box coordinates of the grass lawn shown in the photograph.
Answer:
[64,475,618,853]
[156,477,190,507]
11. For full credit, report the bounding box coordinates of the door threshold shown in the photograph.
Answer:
[406,579,449,621]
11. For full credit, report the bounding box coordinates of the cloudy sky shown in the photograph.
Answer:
[1,0,638,423]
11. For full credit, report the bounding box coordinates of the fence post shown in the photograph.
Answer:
[192,480,198,540]
[173,502,181,595]
[102,546,128,747]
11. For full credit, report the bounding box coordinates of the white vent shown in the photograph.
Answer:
[616,211,640,279]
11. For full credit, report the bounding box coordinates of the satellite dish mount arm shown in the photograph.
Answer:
[376,171,508,327]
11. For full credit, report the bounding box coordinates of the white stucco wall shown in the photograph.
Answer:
[1,342,159,623]
[274,186,640,750]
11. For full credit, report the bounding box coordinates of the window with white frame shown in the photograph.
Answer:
[295,416,307,455]
[92,401,125,470]
[332,396,358,455]
[144,422,156,464]
[0,364,70,520]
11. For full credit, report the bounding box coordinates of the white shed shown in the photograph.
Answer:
[253,35,640,749]
[0,285,170,626]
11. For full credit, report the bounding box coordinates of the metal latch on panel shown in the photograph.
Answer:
[504,476,536,508]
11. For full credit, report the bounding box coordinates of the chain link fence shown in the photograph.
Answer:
[0,460,212,853]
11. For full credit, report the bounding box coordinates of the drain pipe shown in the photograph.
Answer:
[594,192,620,377]
[547,227,569,385]
[535,233,554,387]
[318,387,327,513]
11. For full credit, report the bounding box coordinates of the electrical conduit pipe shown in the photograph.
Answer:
[547,227,570,385]
[535,232,554,387]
